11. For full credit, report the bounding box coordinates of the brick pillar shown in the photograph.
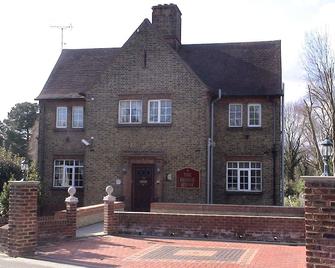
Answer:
[104,185,117,235]
[304,176,335,267]
[8,181,39,257]
[65,186,78,239]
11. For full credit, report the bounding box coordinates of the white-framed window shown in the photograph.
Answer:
[226,161,262,192]
[119,100,142,124]
[248,104,261,127]
[229,104,242,127]
[56,107,67,128]
[53,160,84,188]
[148,99,172,123]
[72,106,84,128]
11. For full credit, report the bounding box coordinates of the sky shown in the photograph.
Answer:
[0,0,335,120]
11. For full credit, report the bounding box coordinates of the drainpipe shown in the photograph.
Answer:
[208,89,222,204]
[207,137,211,204]
[280,83,285,205]
[272,97,277,205]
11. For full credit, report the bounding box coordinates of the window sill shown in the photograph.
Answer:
[54,128,85,132]
[116,123,172,128]
[246,126,262,130]
[226,127,263,131]
[225,190,262,195]
[52,187,84,191]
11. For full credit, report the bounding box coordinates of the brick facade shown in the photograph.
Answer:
[37,4,283,212]
[304,176,335,267]
[214,97,282,205]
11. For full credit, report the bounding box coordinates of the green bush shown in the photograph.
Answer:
[285,178,305,207]
[0,176,13,216]
[0,160,41,217]
[0,147,22,191]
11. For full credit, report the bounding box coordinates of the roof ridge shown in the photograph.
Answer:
[181,40,281,47]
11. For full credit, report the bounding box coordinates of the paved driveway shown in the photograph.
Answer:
[36,235,306,268]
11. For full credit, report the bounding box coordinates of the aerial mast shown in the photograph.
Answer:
[50,24,73,50]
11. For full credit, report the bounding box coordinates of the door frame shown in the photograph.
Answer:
[131,164,155,211]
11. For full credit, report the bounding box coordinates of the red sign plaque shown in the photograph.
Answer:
[176,168,200,188]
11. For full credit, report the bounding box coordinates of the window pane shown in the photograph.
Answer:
[131,101,142,123]
[149,101,159,122]
[72,106,84,128]
[249,104,261,126]
[74,167,84,187]
[239,170,249,190]
[65,167,73,187]
[56,107,67,128]
[227,169,238,190]
[119,101,130,123]
[160,100,172,123]
[54,167,63,186]
[229,104,242,127]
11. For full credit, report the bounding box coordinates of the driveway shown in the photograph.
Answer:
[35,235,306,268]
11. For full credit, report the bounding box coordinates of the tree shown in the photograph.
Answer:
[0,121,5,147]
[3,102,38,157]
[303,30,335,174]
[284,102,305,182]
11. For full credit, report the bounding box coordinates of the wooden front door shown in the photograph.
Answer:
[132,165,154,211]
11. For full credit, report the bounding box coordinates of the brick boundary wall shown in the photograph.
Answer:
[8,181,39,257]
[0,224,8,251]
[115,211,305,243]
[37,216,72,242]
[151,202,304,216]
[303,176,335,267]
[54,202,125,228]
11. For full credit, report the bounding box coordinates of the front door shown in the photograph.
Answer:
[132,165,154,211]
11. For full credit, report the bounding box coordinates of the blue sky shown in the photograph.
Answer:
[0,0,334,120]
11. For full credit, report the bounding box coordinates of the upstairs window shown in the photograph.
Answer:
[229,104,242,127]
[248,104,261,127]
[119,100,142,124]
[56,107,67,128]
[148,100,172,123]
[226,161,262,192]
[72,106,84,128]
[53,160,84,188]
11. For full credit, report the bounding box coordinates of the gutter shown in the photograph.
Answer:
[207,89,222,204]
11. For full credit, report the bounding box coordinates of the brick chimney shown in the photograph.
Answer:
[152,4,182,50]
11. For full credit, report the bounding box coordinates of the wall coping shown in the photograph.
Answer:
[9,181,39,186]
[115,211,304,220]
[151,202,302,210]
[302,176,335,182]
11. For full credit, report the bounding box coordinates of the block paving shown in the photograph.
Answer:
[36,235,306,267]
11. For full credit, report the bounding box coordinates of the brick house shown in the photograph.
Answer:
[36,4,283,212]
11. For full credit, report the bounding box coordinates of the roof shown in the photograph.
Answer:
[36,41,282,100]
[36,48,120,100]
[178,41,282,96]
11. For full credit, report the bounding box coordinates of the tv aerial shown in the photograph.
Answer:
[50,24,73,50]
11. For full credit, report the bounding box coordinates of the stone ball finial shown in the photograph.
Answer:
[106,185,114,196]
[68,186,76,197]
[104,185,115,202]
[65,186,78,204]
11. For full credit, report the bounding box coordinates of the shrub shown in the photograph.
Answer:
[0,147,22,191]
